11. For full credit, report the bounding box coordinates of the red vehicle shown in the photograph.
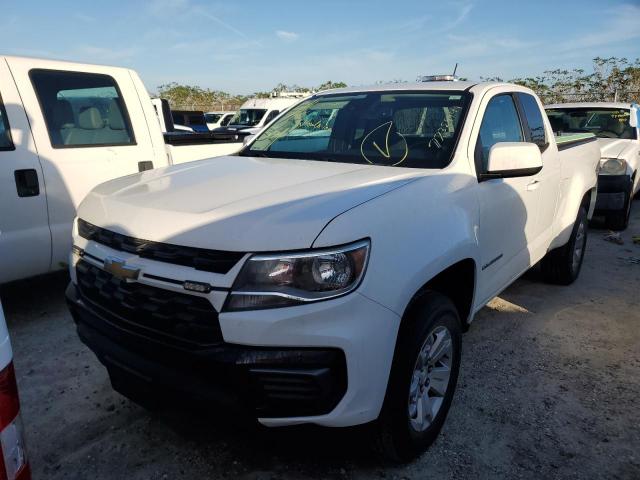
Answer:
[0,301,30,480]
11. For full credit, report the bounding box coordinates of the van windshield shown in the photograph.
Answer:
[229,109,267,127]
[241,91,470,169]
[546,108,636,140]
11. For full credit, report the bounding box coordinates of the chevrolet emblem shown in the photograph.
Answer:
[104,256,140,281]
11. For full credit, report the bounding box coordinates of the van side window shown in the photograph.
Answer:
[265,110,280,124]
[0,95,14,151]
[476,94,523,171]
[29,69,136,148]
[221,114,233,126]
[516,93,547,150]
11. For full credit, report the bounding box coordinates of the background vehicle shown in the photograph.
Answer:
[0,56,244,284]
[171,110,209,133]
[0,301,30,480]
[212,96,304,136]
[67,81,599,461]
[205,111,235,130]
[546,103,640,230]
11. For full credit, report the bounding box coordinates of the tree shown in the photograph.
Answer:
[155,83,247,111]
[506,57,640,103]
[317,80,347,91]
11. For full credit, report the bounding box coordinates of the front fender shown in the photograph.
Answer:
[312,173,480,317]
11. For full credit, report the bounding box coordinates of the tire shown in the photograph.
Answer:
[541,205,588,285]
[606,186,632,231]
[374,291,462,462]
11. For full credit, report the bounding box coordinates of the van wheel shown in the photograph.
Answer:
[607,186,632,231]
[541,206,588,285]
[374,291,461,462]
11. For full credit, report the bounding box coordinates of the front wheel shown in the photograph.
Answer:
[374,291,462,462]
[606,185,633,231]
[541,205,588,285]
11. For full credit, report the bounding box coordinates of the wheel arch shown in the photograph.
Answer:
[400,258,476,332]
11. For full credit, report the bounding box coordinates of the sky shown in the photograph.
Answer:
[1,0,639,95]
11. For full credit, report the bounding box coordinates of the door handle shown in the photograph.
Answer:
[14,169,40,197]
[138,161,154,172]
[526,180,540,191]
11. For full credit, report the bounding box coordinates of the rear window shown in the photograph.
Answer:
[188,114,205,125]
[30,69,135,148]
[0,94,13,150]
[546,108,636,140]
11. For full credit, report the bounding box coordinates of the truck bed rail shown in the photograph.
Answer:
[554,133,597,151]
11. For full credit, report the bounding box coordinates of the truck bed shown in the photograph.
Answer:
[554,132,597,151]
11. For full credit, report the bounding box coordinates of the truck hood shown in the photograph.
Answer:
[598,138,633,159]
[78,156,419,251]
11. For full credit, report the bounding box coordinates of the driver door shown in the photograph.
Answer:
[474,93,542,304]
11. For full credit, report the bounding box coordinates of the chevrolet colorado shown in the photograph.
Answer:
[66,81,600,461]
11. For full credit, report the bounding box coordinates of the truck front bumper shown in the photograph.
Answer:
[595,174,631,212]
[66,280,400,427]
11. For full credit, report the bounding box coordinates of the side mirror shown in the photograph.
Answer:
[482,142,543,180]
[630,104,639,128]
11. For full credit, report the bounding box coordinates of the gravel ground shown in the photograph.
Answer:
[2,203,640,480]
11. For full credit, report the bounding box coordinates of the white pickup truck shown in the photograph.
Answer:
[0,56,243,284]
[66,81,599,461]
[546,102,640,230]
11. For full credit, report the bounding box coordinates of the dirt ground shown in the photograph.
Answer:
[2,204,640,480]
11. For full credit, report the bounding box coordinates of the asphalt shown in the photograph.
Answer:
[1,201,639,479]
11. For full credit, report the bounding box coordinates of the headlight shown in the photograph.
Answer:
[225,239,370,311]
[600,158,627,176]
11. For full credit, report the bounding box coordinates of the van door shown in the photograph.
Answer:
[0,60,50,283]
[474,93,542,303]
[7,59,157,271]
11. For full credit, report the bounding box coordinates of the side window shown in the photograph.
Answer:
[265,110,280,124]
[516,93,547,150]
[476,94,523,171]
[221,114,233,126]
[0,94,14,151]
[29,69,136,148]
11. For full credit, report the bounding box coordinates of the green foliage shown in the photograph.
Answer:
[155,82,247,111]
[317,80,347,91]
[157,81,348,110]
[508,57,640,103]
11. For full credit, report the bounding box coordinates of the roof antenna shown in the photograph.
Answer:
[452,63,458,77]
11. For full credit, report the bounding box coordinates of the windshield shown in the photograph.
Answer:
[546,108,636,140]
[242,91,470,169]
[229,108,267,127]
[205,113,222,123]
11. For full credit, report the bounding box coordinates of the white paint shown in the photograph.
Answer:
[73,81,600,427]
[546,102,640,197]
[0,56,243,283]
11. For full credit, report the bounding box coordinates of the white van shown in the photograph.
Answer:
[0,56,243,284]
[205,111,235,130]
[213,96,304,136]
